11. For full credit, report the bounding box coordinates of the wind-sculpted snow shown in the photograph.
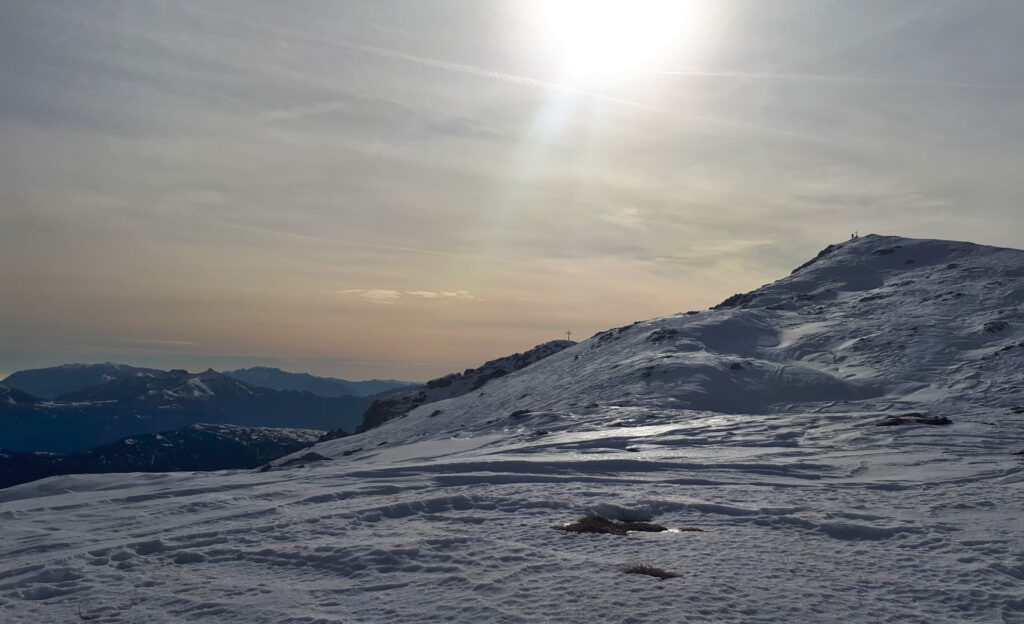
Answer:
[1,235,1023,623]
[1,406,1023,623]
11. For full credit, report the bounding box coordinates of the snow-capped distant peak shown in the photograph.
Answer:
[185,377,214,398]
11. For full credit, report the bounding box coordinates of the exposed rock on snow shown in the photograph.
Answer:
[260,451,332,472]
[622,564,681,580]
[555,514,669,535]
[875,413,953,426]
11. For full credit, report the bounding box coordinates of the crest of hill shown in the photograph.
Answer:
[299,234,1023,459]
[0,384,41,405]
[225,367,415,398]
[1,363,162,399]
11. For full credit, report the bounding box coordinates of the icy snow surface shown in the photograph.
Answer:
[1,235,1023,623]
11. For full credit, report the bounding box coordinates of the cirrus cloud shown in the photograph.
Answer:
[336,289,403,305]
[336,289,477,305]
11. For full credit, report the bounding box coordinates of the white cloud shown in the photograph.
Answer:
[336,289,477,304]
[600,207,645,230]
[337,289,403,304]
[405,290,476,300]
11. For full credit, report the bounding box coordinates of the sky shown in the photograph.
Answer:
[1,0,1022,382]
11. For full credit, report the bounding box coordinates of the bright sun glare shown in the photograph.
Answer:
[539,0,707,79]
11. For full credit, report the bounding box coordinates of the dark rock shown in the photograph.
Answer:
[426,375,455,389]
[791,243,838,274]
[859,293,890,302]
[712,292,757,309]
[623,565,680,580]
[983,320,1008,333]
[876,413,952,426]
[646,328,678,343]
[264,451,331,471]
[554,514,667,536]
[318,428,350,443]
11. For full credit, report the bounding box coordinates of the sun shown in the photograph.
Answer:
[537,0,707,80]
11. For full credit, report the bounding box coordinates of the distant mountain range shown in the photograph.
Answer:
[0,368,374,453]
[225,367,414,397]
[0,423,323,489]
[2,362,163,399]
[1,363,415,400]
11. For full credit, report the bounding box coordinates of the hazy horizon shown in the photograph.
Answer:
[3,1,1022,380]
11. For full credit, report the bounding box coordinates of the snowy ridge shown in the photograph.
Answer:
[226,367,414,398]
[1,363,162,399]
[308,235,1022,452]
[1,235,1023,623]
[0,385,38,406]
[355,339,575,432]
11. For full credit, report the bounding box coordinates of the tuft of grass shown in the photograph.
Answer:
[623,564,680,580]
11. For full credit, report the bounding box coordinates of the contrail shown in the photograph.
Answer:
[175,2,658,113]
[651,68,1023,91]
[327,38,660,112]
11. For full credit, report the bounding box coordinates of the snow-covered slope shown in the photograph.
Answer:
[355,339,575,433]
[305,234,1022,451]
[1,235,1022,624]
